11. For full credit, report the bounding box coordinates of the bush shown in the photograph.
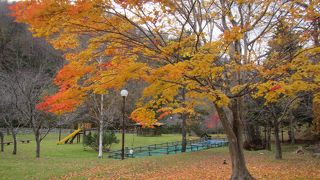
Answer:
[83,131,119,152]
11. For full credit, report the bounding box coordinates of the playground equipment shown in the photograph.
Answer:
[108,138,228,159]
[57,123,92,145]
[57,128,82,145]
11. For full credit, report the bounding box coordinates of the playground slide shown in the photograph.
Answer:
[57,128,81,145]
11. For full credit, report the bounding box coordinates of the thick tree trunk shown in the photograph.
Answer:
[11,128,17,155]
[1,132,4,152]
[181,115,187,152]
[215,104,253,180]
[229,139,252,180]
[6,128,10,135]
[273,120,282,159]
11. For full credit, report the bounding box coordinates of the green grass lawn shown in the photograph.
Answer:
[0,132,185,179]
[1,132,319,179]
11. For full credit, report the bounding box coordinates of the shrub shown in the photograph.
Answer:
[83,131,119,151]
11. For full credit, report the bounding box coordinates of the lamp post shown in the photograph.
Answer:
[120,89,128,160]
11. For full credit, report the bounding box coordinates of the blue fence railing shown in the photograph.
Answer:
[108,138,228,159]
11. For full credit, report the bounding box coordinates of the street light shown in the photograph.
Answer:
[120,89,128,160]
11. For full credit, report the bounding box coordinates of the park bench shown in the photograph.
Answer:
[20,139,31,143]
[1,141,13,145]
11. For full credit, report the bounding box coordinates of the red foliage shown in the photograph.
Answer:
[157,111,170,120]
[270,84,281,91]
[100,62,113,70]
[9,1,47,22]
[36,89,86,115]
[205,113,220,129]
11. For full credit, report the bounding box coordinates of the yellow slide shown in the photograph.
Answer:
[57,128,81,145]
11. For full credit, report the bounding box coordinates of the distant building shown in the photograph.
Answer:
[134,122,165,136]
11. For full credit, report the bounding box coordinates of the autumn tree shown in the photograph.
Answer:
[258,20,301,159]
[291,1,320,135]
[255,0,320,144]
[10,0,320,179]
[8,1,275,179]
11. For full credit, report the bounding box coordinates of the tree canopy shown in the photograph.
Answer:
[10,0,320,178]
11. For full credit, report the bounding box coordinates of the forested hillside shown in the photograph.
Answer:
[0,1,63,157]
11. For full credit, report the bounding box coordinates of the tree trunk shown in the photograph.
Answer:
[6,128,10,135]
[264,125,267,145]
[11,128,17,155]
[59,126,62,141]
[35,131,41,158]
[215,103,253,180]
[229,139,253,180]
[273,120,282,159]
[181,115,187,152]
[289,117,295,144]
[265,123,272,151]
[181,87,187,153]
[1,132,4,152]
[98,120,103,158]
[281,127,284,143]
[98,94,104,158]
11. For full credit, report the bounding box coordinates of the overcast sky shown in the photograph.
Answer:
[6,0,21,3]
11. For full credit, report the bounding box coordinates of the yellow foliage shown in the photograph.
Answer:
[10,0,320,122]
[130,107,157,127]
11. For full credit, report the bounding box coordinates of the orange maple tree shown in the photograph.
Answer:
[10,0,320,178]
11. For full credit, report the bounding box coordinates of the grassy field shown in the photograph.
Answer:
[1,132,320,179]
[0,132,186,179]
